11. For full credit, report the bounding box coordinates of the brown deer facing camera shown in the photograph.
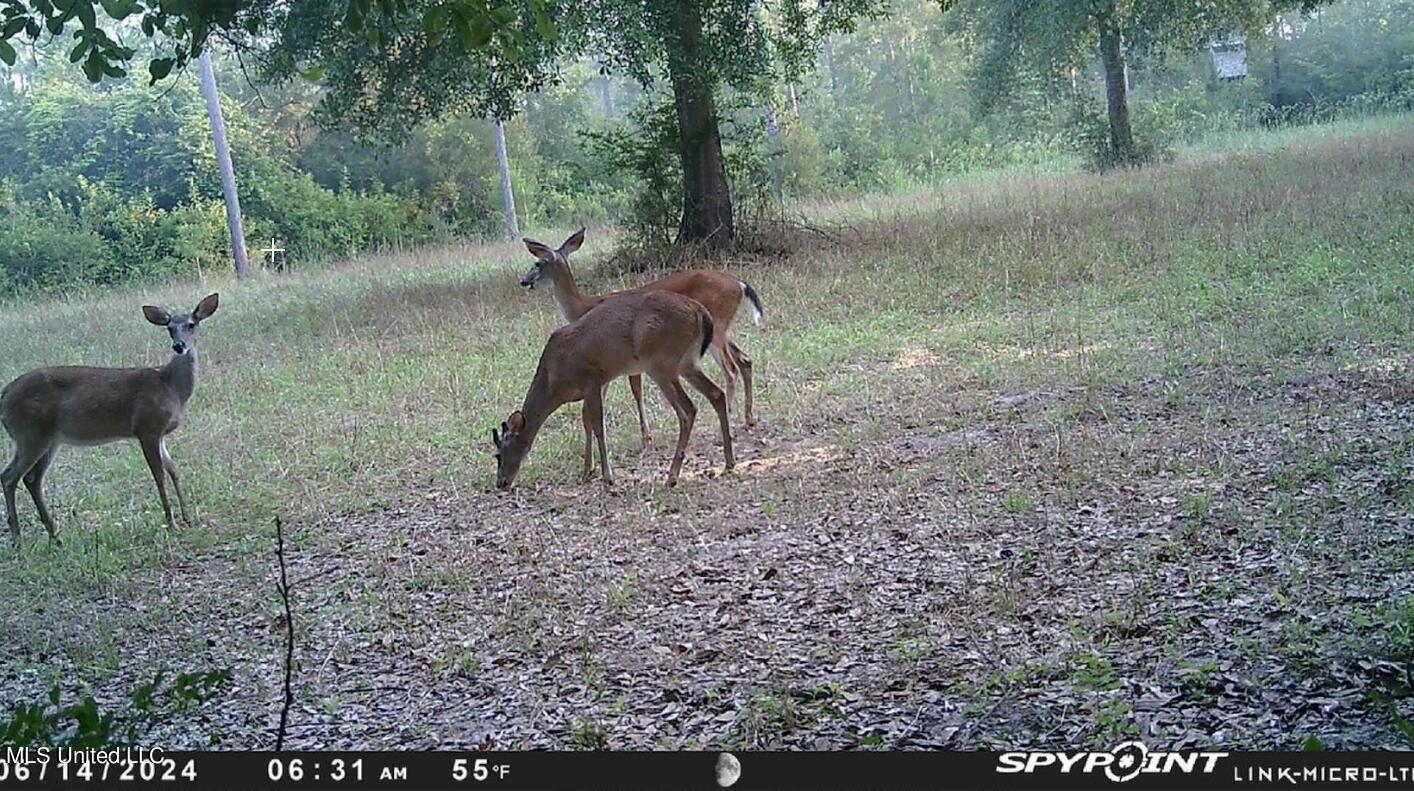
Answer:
[492,290,733,489]
[520,228,763,448]
[1,293,220,544]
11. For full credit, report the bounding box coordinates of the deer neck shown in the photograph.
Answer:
[161,350,199,404]
[510,366,570,458]
[547,264,594,322]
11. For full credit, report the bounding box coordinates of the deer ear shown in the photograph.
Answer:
[193,293,219,321]
[142,306,171,326]
[559,227,586,255]
[508,411,525,431]
[523,238,555,261]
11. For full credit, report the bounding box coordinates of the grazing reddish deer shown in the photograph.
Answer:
[492,290,733,489]
[1,294,219,543]
[519,228,763,447]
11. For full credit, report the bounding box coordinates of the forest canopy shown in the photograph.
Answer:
[1,0,1413,292]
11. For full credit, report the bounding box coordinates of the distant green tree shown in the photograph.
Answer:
[258,0,883,250]
[942,0,1330,167]
[0,0,540,83]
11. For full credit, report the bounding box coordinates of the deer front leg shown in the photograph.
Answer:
[629,375,651,451]
[139,437,177,530]
[159,439,192,527]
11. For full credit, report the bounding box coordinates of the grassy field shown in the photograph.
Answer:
[1,117,1411,749]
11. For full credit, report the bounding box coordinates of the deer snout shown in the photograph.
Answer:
[172,341,188,354]
[519,277,536,290]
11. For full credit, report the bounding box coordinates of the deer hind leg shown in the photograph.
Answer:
[3,439,51,543]
[628,375,651,451]
[729,340,756,427]
[579,399,597,483]
[158,439,191,527]
[584,387,612,487]
[708,339,739,416]
[22,446,59,543]
[684,366,734,472]
[139,437,177,530]
[650,374,696,486]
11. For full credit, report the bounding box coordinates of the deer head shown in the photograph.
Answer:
[519,228,585,291]
[143,293,220,355]
[490,410,529,489]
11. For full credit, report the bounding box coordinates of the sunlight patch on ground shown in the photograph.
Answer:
[1348,351,1411,375]
[737,444,845,474]
[889,346,944,371]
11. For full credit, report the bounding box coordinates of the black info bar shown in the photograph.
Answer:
[2,747,1413,790]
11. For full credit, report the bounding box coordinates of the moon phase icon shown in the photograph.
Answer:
[715,752,742,787]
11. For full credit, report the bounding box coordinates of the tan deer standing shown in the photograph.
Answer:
[491,290,733,489]
[520,228,762,448]
[1,294,219,544]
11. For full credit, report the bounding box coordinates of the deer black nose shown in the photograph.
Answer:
[172,342,187,354]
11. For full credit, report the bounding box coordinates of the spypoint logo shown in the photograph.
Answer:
[996,741,1228,783]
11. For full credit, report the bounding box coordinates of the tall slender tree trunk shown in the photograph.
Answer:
[198,50,249,278]
[599,76,615,118]
[763,103,784,207]
[493,118,520,240]
[1096,9,1137,166]
[666,0,734,249]
[823,38,839,98]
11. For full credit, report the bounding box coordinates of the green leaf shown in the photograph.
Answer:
[81,52,101,81]
[422,4,447,38]
[1301,736,1324,751]
[533,9,555,41]
[1,17,26,38]
[299,64,324,81]
[147,55,172,82]
[469,14,492,48]
[344,0,362,32]
[76,0,95,30]
[68,39,85,62]
[0,38,14,67]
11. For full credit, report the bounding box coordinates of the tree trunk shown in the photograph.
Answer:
[1096,11,1137,166]
[198,51,250,278]
[493,118,520,240]
[763,103,784,207]
[666,0,734,249]
[599,76,615,118]
[823,38,839,98]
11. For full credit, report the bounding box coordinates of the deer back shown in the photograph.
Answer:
[537,291,709,400]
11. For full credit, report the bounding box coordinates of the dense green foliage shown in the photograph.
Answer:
[3,669,229,746]
[0,0,535,84]
[1,0,1412,292]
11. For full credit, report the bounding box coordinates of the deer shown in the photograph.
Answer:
[491,289,733,490]
[519,228,763,449]
[1,293,220,544]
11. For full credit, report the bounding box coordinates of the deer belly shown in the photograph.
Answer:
[56,428,126,447]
